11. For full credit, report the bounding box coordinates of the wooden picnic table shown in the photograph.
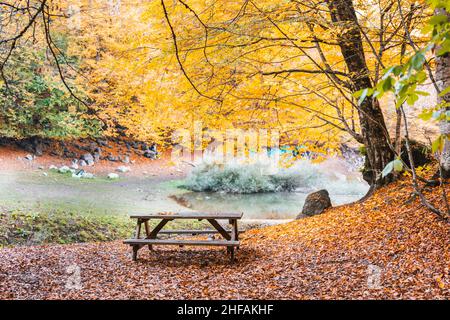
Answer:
[123,212,243,262]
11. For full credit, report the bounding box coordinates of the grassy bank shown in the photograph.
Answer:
[0,209,209,247]
[0,210,133,247]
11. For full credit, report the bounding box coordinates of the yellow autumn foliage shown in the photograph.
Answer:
[51,0,431,152]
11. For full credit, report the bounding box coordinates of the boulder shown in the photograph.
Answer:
[144,150,157,159]
[96,138,108,147]
[72,170,94,179]
[298,189,332,218]
[63,148,77,159]
[131,141,139,149]
[107,154,118,162]
[79,160,87,167]
[81,153,95,166]
[116,166,131,173]
[58,166,71,173]
[107,173,119,179]
[82,172,94,179]
[72,169,85,178]
[93,146,102,156]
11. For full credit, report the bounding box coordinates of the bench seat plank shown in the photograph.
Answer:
[158,229,244,235]
[124,239,239,246]
[130,212,243,220]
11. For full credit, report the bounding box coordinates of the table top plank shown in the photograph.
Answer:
[124,239,240,246]
[130,212,243,220]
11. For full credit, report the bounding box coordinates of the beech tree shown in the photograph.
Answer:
[158,0,429,187]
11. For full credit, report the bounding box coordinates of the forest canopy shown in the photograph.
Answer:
[1,0,449,188]
[0,0,431,140]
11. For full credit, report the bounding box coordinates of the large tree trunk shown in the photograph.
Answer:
[436,8,450,178]
[327,0,394,187]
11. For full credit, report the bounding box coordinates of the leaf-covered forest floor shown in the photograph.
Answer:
[0,177,448,299]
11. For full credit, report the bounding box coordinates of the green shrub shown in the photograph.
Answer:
[184,161,302,193]
[0,35,101,140]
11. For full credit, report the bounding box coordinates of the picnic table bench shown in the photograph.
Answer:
[123,212,243,262]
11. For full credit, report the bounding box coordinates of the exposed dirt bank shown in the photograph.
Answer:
[0,143,190,180]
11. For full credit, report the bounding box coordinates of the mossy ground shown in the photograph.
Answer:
[0,209,209,247]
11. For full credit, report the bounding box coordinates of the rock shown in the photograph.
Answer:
[144,143,159,159]
[81,153,95,166]
[93,153,101,162]
[122,155,130,164]
[96,138,108,147]
[24,154,34,161]
[70,163,79,170]
[58,166,71,173]
[79,160,87,167]
[72,169,85,178]
[93,146,102,156]
[71,159,79,169]
[49,165,58,170]
[107,173,119,179]
[298,189,332,218]
[71,170,94,179]
[116,166,131,173]
[149,143,157,152]
[38,166,44,170]
[81,153,94,162]
[89,142,98,152]
[144,150,157,160]
[107,154,118,162]
[63,149,77,159]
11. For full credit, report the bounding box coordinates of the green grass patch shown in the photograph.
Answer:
[0,209,211,248]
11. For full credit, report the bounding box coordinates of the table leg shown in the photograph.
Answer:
[144,220,152,251]
[231,219,238,240]
[148,219,171,238]
[230,246,235,263]
[132,219,142,261]
[207,219,231,240]
[144,219,172,252]
[132,245,139,261]
[232,219,239,250]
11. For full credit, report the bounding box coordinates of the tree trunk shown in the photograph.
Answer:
[436,8,450,178]
[326,0,394,187]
